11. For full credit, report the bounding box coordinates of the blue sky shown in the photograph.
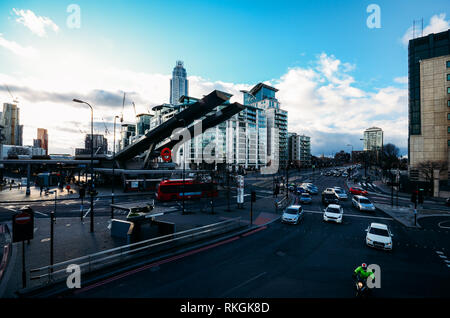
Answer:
[0,0,449,155]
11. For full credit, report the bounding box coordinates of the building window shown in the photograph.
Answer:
[448,113,450,120]
[448,100,450,107]
[448,140,450,147]
[447,61,450,68]
[448,126,450,133]
[448,74,450,81]
[448,87,450,94]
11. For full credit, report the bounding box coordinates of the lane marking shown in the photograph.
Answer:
[83,198,100,218]
[436,251,444,255]
[219,272,267,297]
[34,210,48,217]
[303,209,394,221]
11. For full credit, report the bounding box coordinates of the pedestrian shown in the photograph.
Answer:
[40,185,43,196]
[66,184,71,193]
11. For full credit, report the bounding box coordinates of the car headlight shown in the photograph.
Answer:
[386,242,392,246]
[366,238,373,243]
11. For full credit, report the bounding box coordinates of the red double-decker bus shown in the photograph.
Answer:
[155,179,218,201]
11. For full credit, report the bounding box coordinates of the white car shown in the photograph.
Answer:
[281,205,304,224]
[333,187,348,200]
[323,204,343,223]
[352,195,376,212]
[365,223,393,250]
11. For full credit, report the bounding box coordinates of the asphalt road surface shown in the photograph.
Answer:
[57,170,450,298]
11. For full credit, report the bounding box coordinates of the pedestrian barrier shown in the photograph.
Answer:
[29,217,244,285]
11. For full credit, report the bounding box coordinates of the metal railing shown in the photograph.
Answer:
[30,217,243,284]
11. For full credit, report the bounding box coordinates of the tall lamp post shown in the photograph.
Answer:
[111,115,120,219]
[73,98,95,233]
[178,118,186,215]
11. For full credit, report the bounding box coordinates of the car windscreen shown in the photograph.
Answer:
[369,228,389,237]
[301,194,310,197]
[326,207,341,214]
[334,189,343,194]
[359,198,371,204]
[285,208,298,215]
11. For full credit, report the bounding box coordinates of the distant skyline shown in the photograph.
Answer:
[0,0,449,155]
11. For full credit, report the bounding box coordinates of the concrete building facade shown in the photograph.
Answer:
[409,54,450,180]
[363,127,383,152]
[1,103,23,146]
[288,133,311,168]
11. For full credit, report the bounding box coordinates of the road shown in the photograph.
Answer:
[58,170,450,298]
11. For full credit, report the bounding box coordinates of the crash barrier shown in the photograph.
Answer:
[29,217,243,285]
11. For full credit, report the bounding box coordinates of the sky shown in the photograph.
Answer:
[0,0,449,156]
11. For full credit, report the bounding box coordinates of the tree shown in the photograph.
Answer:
[380,143,400,179]
[417,160,448,195]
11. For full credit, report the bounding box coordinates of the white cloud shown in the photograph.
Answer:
[13,8,59,37]
[0,53,407,155]
[402,13,450,45]
[394,76,408,84]
[0,33,38,58]
[274,54,407,154]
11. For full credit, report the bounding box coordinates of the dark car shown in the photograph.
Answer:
[322,191,339,205]
[446,198,450,206]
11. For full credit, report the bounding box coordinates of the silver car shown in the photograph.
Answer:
[352,195,375,212]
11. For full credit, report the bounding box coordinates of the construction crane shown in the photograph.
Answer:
[74,122,87,135]
[132,101,139,124]
[101,116,110,135]
[120,92,126,123]
[3,84,18,104]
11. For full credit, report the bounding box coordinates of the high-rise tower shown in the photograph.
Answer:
[170,61,188,105]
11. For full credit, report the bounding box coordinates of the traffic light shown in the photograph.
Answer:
[418,189,424,204]
[411,191,417,204]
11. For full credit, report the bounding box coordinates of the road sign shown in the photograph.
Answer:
[12,207,34,243]
[161,148,172,162]
[15,213,31,225]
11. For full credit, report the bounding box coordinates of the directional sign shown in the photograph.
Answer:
[161,148,172,162]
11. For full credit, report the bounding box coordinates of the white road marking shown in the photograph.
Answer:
[34,210,48,217]
[83,198,100,218]
[220,272,267,297]
[439,255,447,259]
[436,251,444,255]
[303,209,394,221]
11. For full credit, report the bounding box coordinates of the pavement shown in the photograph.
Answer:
[0,185,290,297]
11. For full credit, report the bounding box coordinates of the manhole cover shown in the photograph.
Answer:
[276,251,286,257]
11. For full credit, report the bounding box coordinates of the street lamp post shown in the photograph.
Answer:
[73,99,95,233]
[178,118,186,215]
[111,115,120,219]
